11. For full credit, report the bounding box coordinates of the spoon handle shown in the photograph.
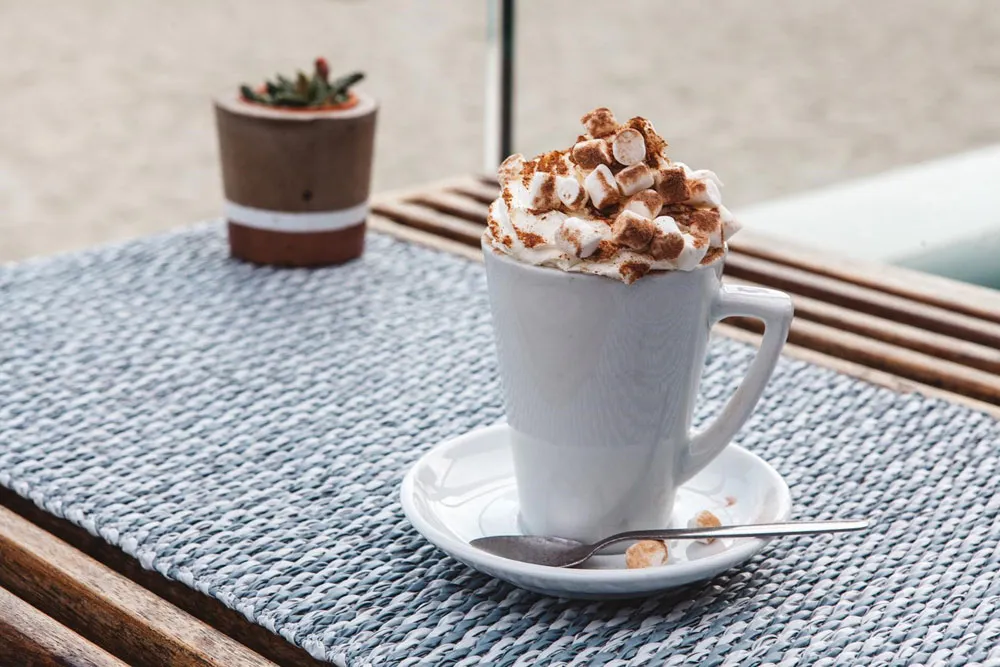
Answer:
[592,519,871,551]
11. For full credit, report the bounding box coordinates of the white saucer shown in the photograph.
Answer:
[401,423,792,599]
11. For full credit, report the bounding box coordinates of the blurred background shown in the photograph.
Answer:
[1,0,999,266]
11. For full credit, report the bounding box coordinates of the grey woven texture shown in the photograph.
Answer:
[2,225,999,666]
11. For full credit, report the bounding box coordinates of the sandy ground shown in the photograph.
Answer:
[1,0,999,262]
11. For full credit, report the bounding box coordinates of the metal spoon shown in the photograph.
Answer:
[470,519,871,568]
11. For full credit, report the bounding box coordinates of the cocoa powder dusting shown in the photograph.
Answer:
[632,189,662,210]
[657,168,689,204]
[560,227,582,256]
[686,209,721,237]
[520,161,537,188]
[540,173,557,202]
[571,140,611,169]
[515,227,546,248]
[626,117,668,167]
[501,186,514,210]
[612,212,655,250]
[701,247,725,265]
[486,214,501,241]
[536,150,570,175]
[660,203,697,215]
[590,239,620,262]
[619,261,651,284]
[649,231,685,261]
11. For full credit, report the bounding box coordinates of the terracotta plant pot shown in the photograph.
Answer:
[214,92,377,266]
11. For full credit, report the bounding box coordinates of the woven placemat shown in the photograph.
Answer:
[1,225,999,666]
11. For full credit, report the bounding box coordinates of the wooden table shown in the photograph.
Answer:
[4,175,1000,666]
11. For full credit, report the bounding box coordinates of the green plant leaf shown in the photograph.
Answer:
[273,92,309,107]
[327,72,364,101]
[239,85,263,102]
[307,76,320,104]
[313,78,330,106]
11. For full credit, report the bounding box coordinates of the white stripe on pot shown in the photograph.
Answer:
[224,200,368,233]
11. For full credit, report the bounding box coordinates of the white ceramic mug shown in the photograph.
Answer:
[482,244,794,543]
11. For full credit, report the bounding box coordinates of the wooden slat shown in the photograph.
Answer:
[371,201,483,246]
[724,252,1000,348]
[0,586,127,667]
[448,179,500,205]
[369,214,482,262]
[728,314,1000,404]
[0,504,279,667]
[717,324,1000,418]
[0,490,324,667]
[411,191,491,224]
[725,277,1000,375]
[731,229,1000,324]
[371,175,491,207]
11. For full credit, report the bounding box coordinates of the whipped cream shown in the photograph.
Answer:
[484,107,742,284]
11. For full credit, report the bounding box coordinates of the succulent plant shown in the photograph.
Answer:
[240,58,364,109]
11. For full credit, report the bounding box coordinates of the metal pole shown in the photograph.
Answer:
[484,0,515,173]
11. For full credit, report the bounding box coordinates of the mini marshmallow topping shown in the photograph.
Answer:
[485,107,743,283]
[688,509,722,544]
[625,540,669,569]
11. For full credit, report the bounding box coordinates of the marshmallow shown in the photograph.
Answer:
[497,153,525,184]
[649,216,684,261]
[687,178,723,208]
[719,205,742,240]
[580,107,618,138]
[700,247,726,266]
[571,139,613,169]
[528,171,561,210]
[625,540,668,569]
[688,509,722,544]
[555,217,606,258]
[675,233,709,270]
[584,164,621,210]
[615,163,655,197]
[624,189,664,219]
[556,175,588,210]
[612,209,655,250]
[649,231,685,262]
[686,209,723,246]
[653,215,680,236]
[689,168,723,187]
[612,128,646,166]
[535,150,574,176]
[656,166,689,204]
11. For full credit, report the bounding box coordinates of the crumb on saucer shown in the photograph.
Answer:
[625,540,668,569]
[689,509,722,544]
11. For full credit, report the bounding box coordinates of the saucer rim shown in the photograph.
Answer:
[401,423,793,585]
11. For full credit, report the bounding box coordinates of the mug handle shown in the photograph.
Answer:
[677,283,794,483]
